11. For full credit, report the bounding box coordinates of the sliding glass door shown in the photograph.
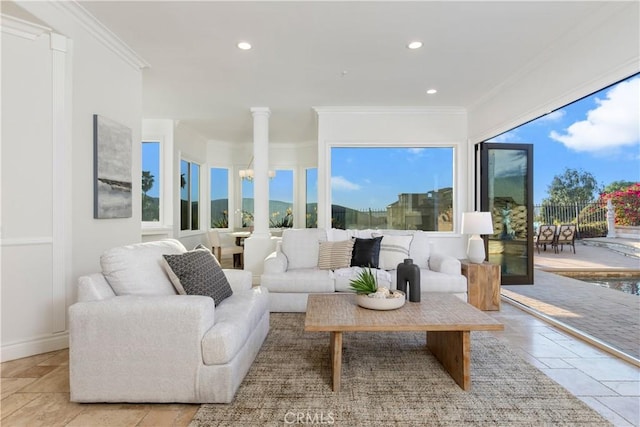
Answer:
[476,143,533,285]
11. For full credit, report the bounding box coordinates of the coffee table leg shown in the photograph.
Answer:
[427,330,471,390]
[330,331,342,392]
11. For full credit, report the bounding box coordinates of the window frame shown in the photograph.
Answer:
[210,166,230,229]
[179,156,203,235]
[326,142,458,233]
[141,140,164,229]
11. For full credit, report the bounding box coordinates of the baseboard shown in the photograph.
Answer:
[1,332,69,362]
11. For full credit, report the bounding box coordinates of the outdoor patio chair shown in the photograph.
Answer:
[535,224,557,254]
[554,224,577,254]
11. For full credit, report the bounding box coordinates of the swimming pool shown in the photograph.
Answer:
[571,276,640,296]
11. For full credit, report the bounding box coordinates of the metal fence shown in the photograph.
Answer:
[533,201,608,238]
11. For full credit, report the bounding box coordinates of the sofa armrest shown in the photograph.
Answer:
[263,251,288,274]
[69,295,214,401]
[428,253,462,275]
[223,269,252,293]
[78,274,116,302]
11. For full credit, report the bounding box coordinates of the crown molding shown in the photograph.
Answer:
[1,13,51,40]
[312,106,466,115]
[50,1,149,70]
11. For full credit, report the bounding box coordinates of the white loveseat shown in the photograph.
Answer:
[261,228,467,312]
[69,239,269,403]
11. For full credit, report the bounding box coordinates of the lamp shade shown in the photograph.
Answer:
[461,212,494,235]
[461,211,493,263]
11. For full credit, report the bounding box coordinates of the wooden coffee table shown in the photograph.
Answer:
[304,293,504,392]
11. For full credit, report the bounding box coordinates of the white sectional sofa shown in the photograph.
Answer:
[261,228,467,312]
[69,239,269,403]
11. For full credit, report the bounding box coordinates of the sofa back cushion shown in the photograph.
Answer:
[408,231,431,269]
[101,239,186,296]
[375,234,414,270]
[281,228,327,270]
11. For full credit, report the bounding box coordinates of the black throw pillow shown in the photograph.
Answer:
[350,236,383,268]
[162,249,233,306]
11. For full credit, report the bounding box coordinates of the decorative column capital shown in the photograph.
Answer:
[250,107,271,118]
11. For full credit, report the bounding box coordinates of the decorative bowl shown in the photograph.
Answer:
[355,290,406,310]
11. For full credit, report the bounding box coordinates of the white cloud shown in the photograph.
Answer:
[407,148,424,155]
[487,130,519,143]
[549,77,640,152]
[331,176,361,191]
[537,109,566,122]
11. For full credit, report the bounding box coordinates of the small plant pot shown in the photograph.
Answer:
[355,290,406,310]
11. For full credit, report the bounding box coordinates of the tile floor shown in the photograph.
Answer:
[1,299,638,426]
[486,300,640,427]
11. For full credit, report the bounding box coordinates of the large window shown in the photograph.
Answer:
[180,159,200,231]
[141,141,160,222]
[210,167,229,228]
[240,179,254,228]
[306,168,318,228]
[331,147,454,231]
[269,169,293,228]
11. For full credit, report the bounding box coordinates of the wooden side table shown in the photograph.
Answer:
[460,260,501,311]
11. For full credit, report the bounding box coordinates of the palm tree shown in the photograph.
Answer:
[142,171,155,202]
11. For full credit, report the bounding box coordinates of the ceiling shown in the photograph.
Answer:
[77,1,626,144]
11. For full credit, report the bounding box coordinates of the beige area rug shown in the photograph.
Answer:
[190,313,610,427]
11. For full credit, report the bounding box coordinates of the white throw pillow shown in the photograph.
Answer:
[376,234,413,270]
[101,239,186,296]
[281,229,328,270]
[408,231,431,269]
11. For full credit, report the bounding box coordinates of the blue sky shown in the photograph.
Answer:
[490,74,639,204]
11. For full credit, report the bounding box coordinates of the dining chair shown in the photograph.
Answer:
[208,229,244,268]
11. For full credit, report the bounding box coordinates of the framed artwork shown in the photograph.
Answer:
[93,114,132,219]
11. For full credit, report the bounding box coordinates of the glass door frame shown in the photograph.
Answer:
[476,142,534,285]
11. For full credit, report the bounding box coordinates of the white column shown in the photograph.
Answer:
[251,107,271,238]
[606,199,616,238]
[50,32,69,333]
[244,107,277,284]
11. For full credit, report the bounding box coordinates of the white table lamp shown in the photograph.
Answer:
[461,212,494,264]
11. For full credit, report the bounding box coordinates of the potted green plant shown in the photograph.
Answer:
[349,267,405,310]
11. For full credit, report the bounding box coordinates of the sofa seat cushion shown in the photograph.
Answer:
[202,287,269,365]
[334,267,392,292]
[101,239,186,296]
[389,269,467,293]
[261,269,334,293]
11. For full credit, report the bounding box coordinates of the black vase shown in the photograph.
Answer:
[396,258,421,302]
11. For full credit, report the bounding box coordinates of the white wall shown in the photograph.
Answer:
[1,2,144,361]
[468,1,640,143]
[315,107,470,258]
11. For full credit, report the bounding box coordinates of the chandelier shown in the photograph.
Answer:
[239,156,276,181]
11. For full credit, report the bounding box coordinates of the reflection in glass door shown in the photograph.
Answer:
[477,143,533,284]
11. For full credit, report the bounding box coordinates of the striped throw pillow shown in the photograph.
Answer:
[318,240,355,270]
[377,234,414,270]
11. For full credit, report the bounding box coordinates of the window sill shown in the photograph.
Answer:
[141,226,172,236]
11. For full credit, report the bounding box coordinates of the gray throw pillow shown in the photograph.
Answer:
[162,248,233,306]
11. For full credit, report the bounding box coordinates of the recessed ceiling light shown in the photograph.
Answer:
[237,41,252,50]
[407,41,423,49]
[426,89,438,95]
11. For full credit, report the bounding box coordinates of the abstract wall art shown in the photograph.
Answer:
[93,114,132,219]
